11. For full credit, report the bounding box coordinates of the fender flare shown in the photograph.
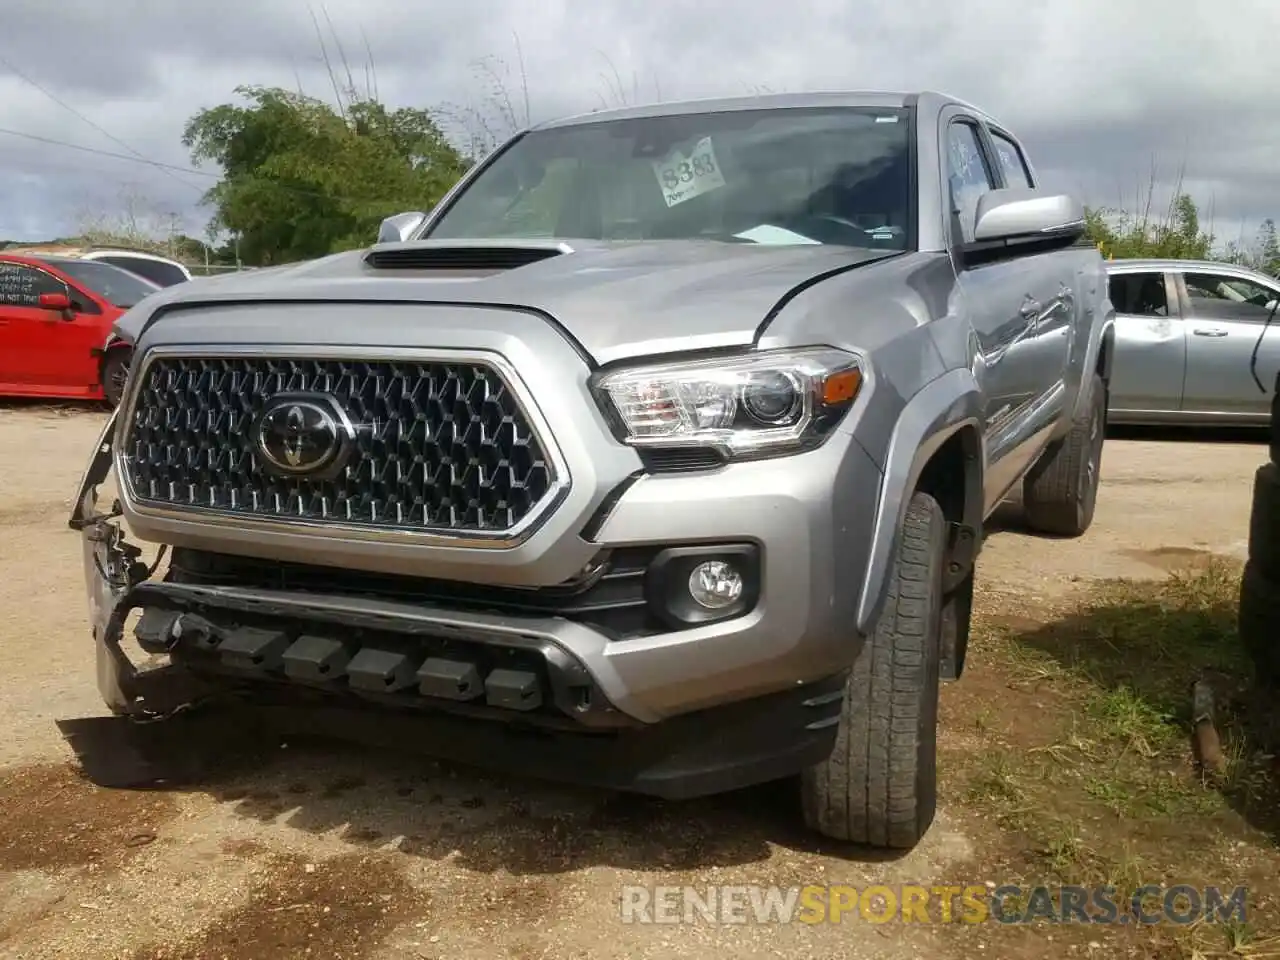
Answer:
[1066,266,1116,422]
[855,367,985,635]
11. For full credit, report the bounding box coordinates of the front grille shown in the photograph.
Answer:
[120,354,557,533]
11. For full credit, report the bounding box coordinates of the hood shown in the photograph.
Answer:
[116,239,902,365]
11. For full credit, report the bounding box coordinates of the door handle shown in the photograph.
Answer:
[1192,328,1228,337]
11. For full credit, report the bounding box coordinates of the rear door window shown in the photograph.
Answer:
[988,130,1033,188]
[1109,272,1170,317]
[1183,272,1279,323]
[97,256,188,287]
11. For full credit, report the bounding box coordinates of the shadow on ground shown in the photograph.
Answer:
[1107,422,1269,447]
[57,707,905,878]
[996,561,1280,842]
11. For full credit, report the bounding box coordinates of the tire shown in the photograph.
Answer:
[1248,464,1280,581]
[102,349,132,409]
[1239,561,1280,690]
[800,490,945,849]
[1022,372,1106,537]
[1269,370,1280,467]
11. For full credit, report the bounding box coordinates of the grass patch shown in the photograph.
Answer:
[947,560,1280,957]
[970,560,1275,829]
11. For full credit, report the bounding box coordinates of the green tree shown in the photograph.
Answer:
[1085,191,1215,261]
[1256,218,1280,275]
[182,85,469,265]
[1221,218,1280,276]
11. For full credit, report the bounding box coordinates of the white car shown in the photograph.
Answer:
[0,245,192,287]
[1106,258,1280,425]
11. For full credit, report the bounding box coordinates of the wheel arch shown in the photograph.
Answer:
[98,338,133,406]
[855,368,985,635]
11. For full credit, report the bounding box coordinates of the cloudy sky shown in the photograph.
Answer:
[1,0,1277,250]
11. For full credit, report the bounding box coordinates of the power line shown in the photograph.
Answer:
[0,50,206,195]
[0,126,377,205]
[0,125,219,178]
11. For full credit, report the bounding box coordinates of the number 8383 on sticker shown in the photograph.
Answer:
[651,137,727,208]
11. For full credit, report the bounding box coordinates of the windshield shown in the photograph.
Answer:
[426,106,913,250]
[51,259,160,308]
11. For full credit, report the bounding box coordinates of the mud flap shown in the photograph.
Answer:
[939,568,974,682]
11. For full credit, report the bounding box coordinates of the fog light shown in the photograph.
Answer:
[688,560,744,609]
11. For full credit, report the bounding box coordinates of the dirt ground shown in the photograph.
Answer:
[0,404,1272,959]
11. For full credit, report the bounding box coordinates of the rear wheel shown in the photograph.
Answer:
[102,349,131,409]
[1248,464,1280,581]
[1023,372,1106,537]
[1269,370,1280,467]
[800,490,946,849]
[1239,561,1280,690]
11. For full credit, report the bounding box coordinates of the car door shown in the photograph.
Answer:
[944,113,1069,510]
[1105,268,1186,420]
[39,274,108,390]
[2,264,105,391]
[0,261,69,388]
[1177,268,1280,419]
[983,124,1076,404]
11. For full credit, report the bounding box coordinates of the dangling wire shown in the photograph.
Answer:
[1251,284,1280,395]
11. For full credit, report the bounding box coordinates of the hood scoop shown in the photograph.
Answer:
[363,239,573,273]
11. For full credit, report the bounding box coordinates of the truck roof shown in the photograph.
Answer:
[531,90,1001,132]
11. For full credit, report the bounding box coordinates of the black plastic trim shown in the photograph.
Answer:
[116,667,850,800]
[168,545,661,639]
[643,544,761,630]
[121,580,637,730]
[579,471,643,541]
[364,245,564,271]
[638,447,727,474]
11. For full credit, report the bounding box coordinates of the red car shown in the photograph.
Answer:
[0,253,159,407]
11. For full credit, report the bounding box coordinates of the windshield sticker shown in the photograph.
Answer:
[651,136,726,208]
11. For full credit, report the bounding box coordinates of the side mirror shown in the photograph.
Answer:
[377,211,428,244]
[969,187,1086,249]
[38,291,72,312]
[1266,299,1279,313]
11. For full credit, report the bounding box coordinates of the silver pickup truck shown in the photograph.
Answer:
[69,90,1114,851]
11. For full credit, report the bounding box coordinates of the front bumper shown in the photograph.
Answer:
[77,421,881,721]
[74,410,879,797]
[77,532,850,798]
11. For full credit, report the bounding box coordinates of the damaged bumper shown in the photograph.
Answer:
[68,416,849,798]
[71,410,203,716]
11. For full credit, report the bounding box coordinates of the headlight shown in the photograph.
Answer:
[592,347,864,460]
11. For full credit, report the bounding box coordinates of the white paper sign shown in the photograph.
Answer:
[651,136,726,208]
[733,224,820,245]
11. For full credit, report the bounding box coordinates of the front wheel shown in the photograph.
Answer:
[800,489,946,849]
[102,349,132,409]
